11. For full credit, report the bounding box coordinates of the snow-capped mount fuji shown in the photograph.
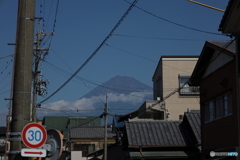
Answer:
[81,75,152,99]
[39,76,153,119]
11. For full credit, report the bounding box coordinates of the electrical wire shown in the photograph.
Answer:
[71,115,103,129]
[105,43,158,63]
[44,60,152,91]
[112,34,207,41]
[106,43,197,74]
[47,48,106,105]
[44,60,152,101]
[0,57,13,75]
[0,71,11,84]
[0,54,14,59]
[38,107,133,112]
[0,90,10,95]
[44,60,153,101]
[124,0,224,36]
[38,0,139,104]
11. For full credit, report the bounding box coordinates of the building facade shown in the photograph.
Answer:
[190,41,237,159]
[152,55,200,120]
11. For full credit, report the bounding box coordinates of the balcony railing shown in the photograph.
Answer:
[180,86,200,95]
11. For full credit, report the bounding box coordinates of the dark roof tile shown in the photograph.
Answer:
[70,126,115,139]
[125,120,194,147]
[184,112,201,144]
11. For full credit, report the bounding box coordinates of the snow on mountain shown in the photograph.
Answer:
[38,75,153,118]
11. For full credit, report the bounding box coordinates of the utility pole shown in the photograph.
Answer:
[32,19,50,122]
[104,94,108,160]
[9,0,36,159]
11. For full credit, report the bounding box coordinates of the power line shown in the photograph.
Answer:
[47,48,106,105]
[105,43,158,63]
[0,54,14,60]
[0,57,13,75]
[106,43,197,74]
[43,60,152,100]
[124,0,224,36]
[0,90,10,95]
[112,33,207,41]
[44,60,151,91]
[71,115,103,129]
[38,107,133,112]
[38,0,139,104]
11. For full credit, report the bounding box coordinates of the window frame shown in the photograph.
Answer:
[204,92,233,123]
[178,74,200,95]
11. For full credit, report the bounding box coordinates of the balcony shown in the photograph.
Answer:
[179,86,200,95]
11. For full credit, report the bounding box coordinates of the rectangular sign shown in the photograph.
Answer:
[21,148,46,157]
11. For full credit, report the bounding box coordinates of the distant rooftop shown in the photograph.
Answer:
[70,126,115,139]
[125,120,195,147]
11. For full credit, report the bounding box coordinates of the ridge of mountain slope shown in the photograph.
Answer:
[81,75,152,99]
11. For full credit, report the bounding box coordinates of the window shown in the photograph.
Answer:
[204,92,232,123]
[204,100,214,122]
[223,93,232,116]
[179,74,199,95]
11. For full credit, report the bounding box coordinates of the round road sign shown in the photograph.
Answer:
[22,123,47,148]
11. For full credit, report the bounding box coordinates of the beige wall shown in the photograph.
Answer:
[71,151,85,160]
[71,138,115,158]
[160,58,200,120]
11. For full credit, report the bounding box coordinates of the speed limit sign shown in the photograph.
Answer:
[21,123,47,148]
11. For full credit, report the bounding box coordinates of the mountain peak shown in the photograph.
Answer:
[81,75,152,99]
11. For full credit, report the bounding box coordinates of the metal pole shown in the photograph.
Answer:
[236,36,240,160]
[188,0,225,12]
[104,94,108,160]
[9,0,36,159]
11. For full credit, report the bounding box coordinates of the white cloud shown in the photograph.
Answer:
[41,91,152,109]
[0,92,153,126]
[107,91,152,105]
[37,91,152,117]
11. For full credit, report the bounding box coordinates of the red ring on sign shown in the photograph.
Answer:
[21,123,47,148]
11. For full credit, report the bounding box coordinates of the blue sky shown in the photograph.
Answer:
[0,0,230,126]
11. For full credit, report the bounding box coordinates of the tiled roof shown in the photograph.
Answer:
[70,126,115,139]
[125,120,194,147]
[184,112,201,144]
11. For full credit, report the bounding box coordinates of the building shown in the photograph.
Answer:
[152,55,200,120]
[122,110,201,160]
[190,40,236,159]
[42,116,101,139]
[42,116,101,159]
[70,126,116,160]
[218,1,240,158]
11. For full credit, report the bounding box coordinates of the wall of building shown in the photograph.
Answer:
[71,138,116,158]
[71,151,86,160]
[153,60,163,100]
[200,60,238,155]
[161,58,199,120]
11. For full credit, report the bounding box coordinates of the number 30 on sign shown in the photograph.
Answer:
[22,123,47,148]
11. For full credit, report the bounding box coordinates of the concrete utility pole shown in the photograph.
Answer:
[9,0,36,159]
[104,94,108,160]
